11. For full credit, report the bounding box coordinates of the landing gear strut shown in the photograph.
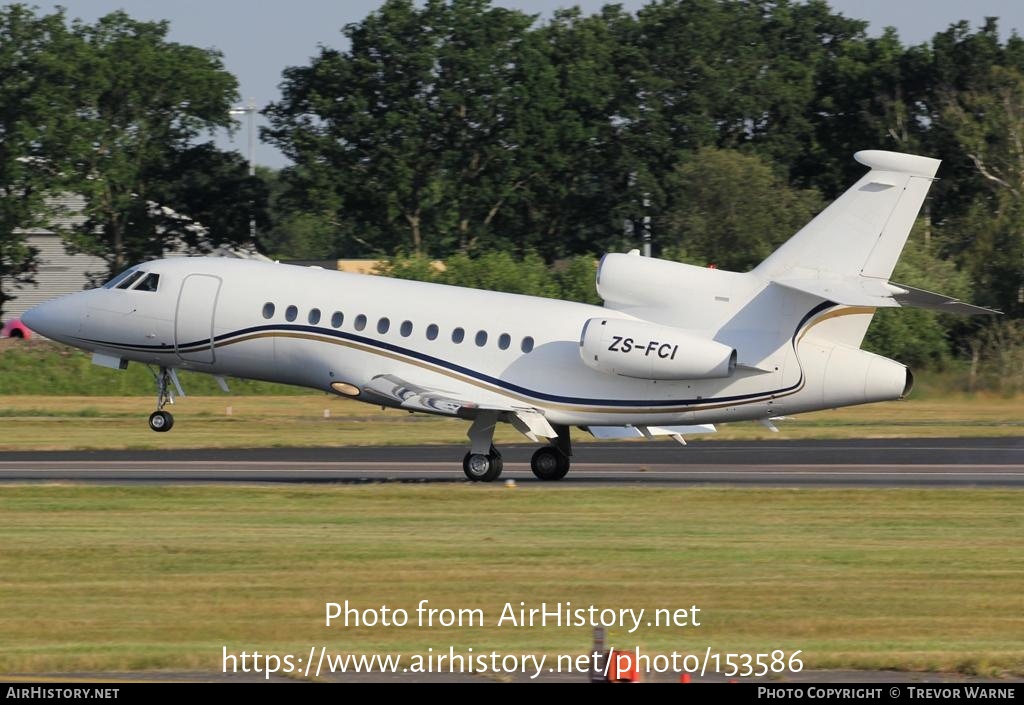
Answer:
[147,366,176,432]
[463,412,503,482]
[461,415,572,482]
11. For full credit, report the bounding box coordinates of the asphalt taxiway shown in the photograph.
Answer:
[0,437,1021,487]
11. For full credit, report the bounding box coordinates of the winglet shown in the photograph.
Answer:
[854,150,941,177]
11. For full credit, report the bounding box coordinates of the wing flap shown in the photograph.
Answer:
[585,424,717,445]
[508,408,558,441]
[361,374,471,415]
[361,374,558,441]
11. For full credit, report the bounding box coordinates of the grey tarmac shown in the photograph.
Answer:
[0,437,1021,486]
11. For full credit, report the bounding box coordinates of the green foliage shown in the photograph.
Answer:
[937,63,1024,318]
[554,255,601,305]
[153,145,269,251]
[0,341,301,395]
[0,6,270,294]
[659,148,823,271]
[377,251,600,303]
[438,251,560,298]
[374,254,443,283]
[256,167,340,260]
[864,223,973,367]
[971,320,1024,394]
[264,0,558,257]
[260,1,1023,376]
[55,11,258,277]
[0,5,74,318]
[3,0,1024,380]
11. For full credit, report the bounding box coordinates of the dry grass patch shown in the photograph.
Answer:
[0,485,1021,675]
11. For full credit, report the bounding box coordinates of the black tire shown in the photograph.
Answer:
[531,446,570,481]
[148,410,174,433]
[463,447,503,482]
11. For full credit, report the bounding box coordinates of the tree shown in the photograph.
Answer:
[629,0,868,192]
[376,250,600,302]
[60,11,245,276]
[0,5,74,318]
[152,144,269,254]
[265,0,566,258]
[658,148,822,271]
[938,62,1024,317]
[863,222,973,367]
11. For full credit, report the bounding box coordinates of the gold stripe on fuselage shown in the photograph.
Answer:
[211,307,875,415]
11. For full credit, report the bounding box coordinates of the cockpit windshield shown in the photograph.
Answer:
[114,271,145,290]
[101,268,160,292]
[134,273,159,292]
[102,268,140,289]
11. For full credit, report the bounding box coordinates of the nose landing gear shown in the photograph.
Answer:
[148,409,174,432]
[147,366,179,432]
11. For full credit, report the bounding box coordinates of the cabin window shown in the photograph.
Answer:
[426,324,439,341]
[308,308,321,325]
[285,305,298,322]
[452,327,465,344]
[377,317,390,334]
[475,330,488,347]
[498,333,511,350]
[400,320,413,337]
[133,273,160,292]
[521,336,535,353]
[114,271,145,290]
[262,302,275,319]
[331,311,343,328]
[354,314,367,331]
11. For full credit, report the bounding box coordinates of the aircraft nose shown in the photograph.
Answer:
[21,297,82,342]
[20,302,44,334]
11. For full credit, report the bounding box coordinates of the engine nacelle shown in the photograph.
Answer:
[580,317,737,380]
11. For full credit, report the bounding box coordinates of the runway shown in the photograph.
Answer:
[0,437,1022,487]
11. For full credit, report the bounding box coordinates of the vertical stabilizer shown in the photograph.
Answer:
[754,150,940,281]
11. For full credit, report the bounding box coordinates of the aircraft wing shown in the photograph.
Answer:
[360,374,559,441]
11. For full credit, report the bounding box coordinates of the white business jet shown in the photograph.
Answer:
[22,151,995,481]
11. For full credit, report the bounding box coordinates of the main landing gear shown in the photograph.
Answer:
[462,413,572,482]
[147,366,176,433]
[462,446,503,482]
[530,445,570,481]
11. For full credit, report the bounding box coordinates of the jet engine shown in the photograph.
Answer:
[579,317,737,380]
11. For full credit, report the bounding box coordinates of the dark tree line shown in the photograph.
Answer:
[0,4,267,313]
[2,1,1022,379]
[261,0,1024,373]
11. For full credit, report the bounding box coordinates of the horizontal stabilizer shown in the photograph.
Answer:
[774,277,998,316]
[890,282,1001,315]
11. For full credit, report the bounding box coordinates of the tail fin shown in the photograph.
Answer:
[754,150,940,280]
[752,150,995,350]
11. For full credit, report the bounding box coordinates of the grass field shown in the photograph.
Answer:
[0,485,1021,676]
[0,395,1021,451]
